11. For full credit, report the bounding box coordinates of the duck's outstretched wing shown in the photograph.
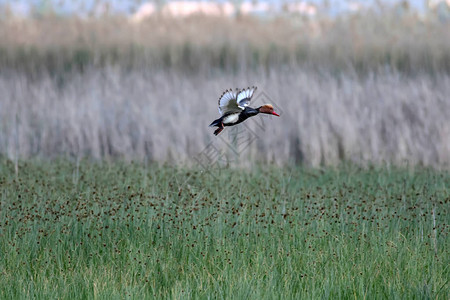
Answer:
[237,86,257,109]
[218,88,241,116]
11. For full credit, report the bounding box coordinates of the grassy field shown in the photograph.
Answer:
[0,160,448,298]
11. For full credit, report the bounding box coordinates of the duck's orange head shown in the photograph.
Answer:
[258,104,280,117]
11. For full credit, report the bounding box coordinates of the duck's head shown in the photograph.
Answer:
[258,104,280,117]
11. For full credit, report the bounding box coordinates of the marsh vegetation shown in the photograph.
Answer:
[0,161,448,298]
[0,4,449,298]
[0,7,449,167]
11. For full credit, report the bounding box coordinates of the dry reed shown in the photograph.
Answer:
[0,9,449,74]
[1,9,449,167]
[1,67,449,168]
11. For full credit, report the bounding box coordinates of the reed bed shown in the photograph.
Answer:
[0,9,449,74]
[1,9,450,167]
[1,67,449,168]
[0,7,449,298]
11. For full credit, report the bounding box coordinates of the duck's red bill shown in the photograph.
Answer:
[272,112,280,117]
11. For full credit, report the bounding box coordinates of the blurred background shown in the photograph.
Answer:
[0,0,449,168]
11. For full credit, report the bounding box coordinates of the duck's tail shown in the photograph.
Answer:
[209,118,222,127]
[209,119,224,135]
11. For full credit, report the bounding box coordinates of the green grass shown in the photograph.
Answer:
[0,160,448,299]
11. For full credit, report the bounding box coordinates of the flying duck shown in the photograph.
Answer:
[209,86,280,135]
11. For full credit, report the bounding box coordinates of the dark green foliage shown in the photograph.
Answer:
[0,160,448,298]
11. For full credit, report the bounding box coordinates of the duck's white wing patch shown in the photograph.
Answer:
[237,86,257,109]
[218,88,241,116]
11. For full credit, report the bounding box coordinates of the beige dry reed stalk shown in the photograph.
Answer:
[0,11,449,73]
